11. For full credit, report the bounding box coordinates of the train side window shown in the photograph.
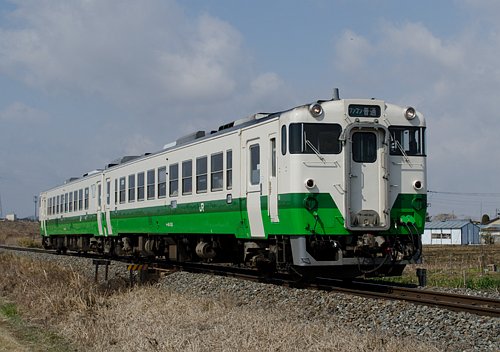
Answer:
[56,195,59,214]
[137,172,145,201]
[128,174,136,202]
[182,160,193,195]
[169,163,179,197]
[52,196,55,215]
[147,169,155,200]
[211,153,223,191]
[107,180,111,205]
[196,157,207,194]
[84,188,89,210]
[114,179,118,204]
[158,167,167,198]
[79,189,83,210]
[73,190,78,211]
[65,193,69,212]
[271,138,276,177]
[69,192,73,212]
[48,198,51,215]
[281,125,287,155]
[352,132,377,163]
[249,144,260,185]
[97,185,101,208]
[226,150,232,190]
[119,177,126,203]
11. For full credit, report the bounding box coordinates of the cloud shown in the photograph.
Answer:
[0,0,256,108]
[332,15,500,215]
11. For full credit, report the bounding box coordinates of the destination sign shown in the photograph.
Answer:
[348,104,381,118]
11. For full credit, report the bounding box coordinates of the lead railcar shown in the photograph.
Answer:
[39,90,427,278]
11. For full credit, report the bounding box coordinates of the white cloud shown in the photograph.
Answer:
[0,1,257,108]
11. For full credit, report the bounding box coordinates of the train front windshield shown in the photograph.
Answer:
[289,123,342,154]
[389,126,426,156]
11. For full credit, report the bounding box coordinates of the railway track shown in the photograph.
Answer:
[1,244,499,318]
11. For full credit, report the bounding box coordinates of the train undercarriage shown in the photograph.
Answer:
[42,232,421,279]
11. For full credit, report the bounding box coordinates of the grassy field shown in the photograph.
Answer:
[0,221,498,350]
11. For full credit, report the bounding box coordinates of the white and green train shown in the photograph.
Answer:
[39,90,426,278]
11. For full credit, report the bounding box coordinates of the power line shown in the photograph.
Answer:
[428,190,500,197]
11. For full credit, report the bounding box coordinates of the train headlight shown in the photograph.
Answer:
[404,107,416,120]
[305,178,316,189]
[308,103,323,118]
[413,180,423,191]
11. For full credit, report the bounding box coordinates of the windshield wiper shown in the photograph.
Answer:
[304,133,326,163]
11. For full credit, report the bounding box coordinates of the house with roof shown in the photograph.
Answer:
[423,220,480,245]
[479,218,500,244]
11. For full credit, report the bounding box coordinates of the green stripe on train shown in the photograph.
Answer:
[42,193,426,238]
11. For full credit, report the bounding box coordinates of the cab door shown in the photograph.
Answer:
[241,128,266,238]
[345,126,389,230]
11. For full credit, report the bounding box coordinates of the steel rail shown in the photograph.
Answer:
[1,244,499,317]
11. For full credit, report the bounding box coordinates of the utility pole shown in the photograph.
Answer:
[0,192,3,219]
[33,195,38,221]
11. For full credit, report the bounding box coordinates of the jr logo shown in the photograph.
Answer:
[199,203,205,212]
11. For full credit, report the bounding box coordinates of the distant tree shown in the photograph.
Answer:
[432,213,457,221]
[481,214,490,225]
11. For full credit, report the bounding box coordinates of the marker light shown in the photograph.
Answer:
[404,107,416,120]
[305,178,316,189]
[413,180,423,190]
[309,103,323,118]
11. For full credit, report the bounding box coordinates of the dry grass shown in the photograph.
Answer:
[0,221,40,247]
[0,253,439,352]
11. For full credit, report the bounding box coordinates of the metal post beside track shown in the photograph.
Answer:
[93,259,111,283]
[127,263,149,285]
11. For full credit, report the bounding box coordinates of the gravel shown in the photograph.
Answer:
[2,249,499,352]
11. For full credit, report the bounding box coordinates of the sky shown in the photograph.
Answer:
[1,0,500,220]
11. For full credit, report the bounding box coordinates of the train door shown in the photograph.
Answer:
[242,130,266,238]
[345,127,389,230]
[96,181,104,235]
[268,134,279,222]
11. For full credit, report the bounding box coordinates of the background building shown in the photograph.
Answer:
[423,220,480,245]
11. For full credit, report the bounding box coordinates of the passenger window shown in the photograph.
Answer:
[128,175,136,202]
[250,144,260,185]
[119,177,126,203]
[158,167,166,198]
[226,150,232,190]
[84,188,89,210]
[137,172,145,201]
[169,164,179,197]
[73,191,78,211]
[69,192,73,212]
[281,125,287,155]
[182,160,193,195]
[107,181,111,205]
[271,138,276,177]
[196,157,207,193]
[147,169,155,200]
[352,132,377,163]
[211,153,223,191]
[79,189,83,210]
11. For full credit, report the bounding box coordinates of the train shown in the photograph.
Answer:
[39,89,427,278]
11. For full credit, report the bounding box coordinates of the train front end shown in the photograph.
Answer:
[285,97,426,278]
